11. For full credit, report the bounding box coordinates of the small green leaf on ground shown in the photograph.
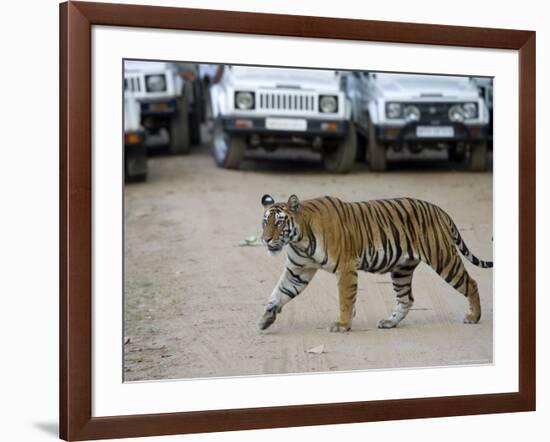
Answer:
[238,236,261,246]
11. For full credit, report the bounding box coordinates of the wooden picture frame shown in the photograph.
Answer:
[59,1,536,440]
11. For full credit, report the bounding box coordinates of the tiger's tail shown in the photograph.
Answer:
[444,213,493,269]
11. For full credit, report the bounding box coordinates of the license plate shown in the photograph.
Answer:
[265,118,307,131]
[149,102,169,111]
[416,126,454,137]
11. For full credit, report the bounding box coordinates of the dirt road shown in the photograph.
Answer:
[124,144,493,381]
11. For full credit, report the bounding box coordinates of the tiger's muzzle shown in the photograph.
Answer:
[263,237,284,256]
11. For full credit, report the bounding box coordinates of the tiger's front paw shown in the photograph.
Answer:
[257,304,281,331]
[327,321,351,333]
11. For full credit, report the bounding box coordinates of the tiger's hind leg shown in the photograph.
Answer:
[435,255,481,324]
[377,261,419,329]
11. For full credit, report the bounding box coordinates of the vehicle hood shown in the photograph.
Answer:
[228,66,341,92]
[372,74,480,100]
[125,60,174,74]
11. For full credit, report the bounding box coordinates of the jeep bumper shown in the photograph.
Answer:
[376,122,488,143]
[222,116,348,138]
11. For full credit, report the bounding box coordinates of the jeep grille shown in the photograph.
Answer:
[257,91,316,113]
[124,75,142,93]
[414,102,452,124]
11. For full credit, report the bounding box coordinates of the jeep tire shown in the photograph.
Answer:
[125,144,147,182]
[323,122,357,173]
[367,114,387,171]
[212,118,247,169]
[468,140,488,171]
[169,96,191,154]
[189,108,201,146]
[189,80,202,145]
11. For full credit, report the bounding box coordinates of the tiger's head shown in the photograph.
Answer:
[261,194,300,256]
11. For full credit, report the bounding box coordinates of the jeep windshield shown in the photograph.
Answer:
[373,73,477,97]
[375,73,471,86]
[231,66,337,81]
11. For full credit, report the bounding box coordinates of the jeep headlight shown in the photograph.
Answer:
[448,104,465,122]
[386,102,403,119]
[235,91,255,110]
[449,103,478,122]
[403,105,420,122]
[462,102,478,119]
[319,95,338,113]
[145,74,167,92]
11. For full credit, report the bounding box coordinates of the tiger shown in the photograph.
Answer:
[257,194,493,332]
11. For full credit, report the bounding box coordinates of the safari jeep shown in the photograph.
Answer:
[124,60,200,154]
[124,96,147,182]
[209,66,357,173]
[346,72,490,171]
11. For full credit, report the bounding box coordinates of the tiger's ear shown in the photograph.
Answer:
[261,194,274,208]
[287,194,299,212]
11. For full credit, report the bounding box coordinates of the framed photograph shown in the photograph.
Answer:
[60,1,536,440]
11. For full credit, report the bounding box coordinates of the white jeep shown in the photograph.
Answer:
[346,72,491,171]
[209,66,357,173]
[124,60,201,154]
[123,96,147,181]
